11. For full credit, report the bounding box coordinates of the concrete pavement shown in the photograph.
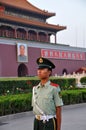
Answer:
[0,103,86,130]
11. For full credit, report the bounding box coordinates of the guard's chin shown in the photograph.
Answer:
[38,77,47,80]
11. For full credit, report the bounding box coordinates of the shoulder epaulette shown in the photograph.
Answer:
[50,82,59,88]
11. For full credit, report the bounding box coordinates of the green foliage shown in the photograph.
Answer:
[80,77,86,84]
[0,93,32,116]
[0,89,86,116]
[79,89,86,102]
[0,77,76,95]
[50,77,76,90]
[62,90,83,105]
[0,79,40,95]
[0,77,39,81]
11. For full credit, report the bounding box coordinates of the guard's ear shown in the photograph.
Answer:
[48,69,52,77]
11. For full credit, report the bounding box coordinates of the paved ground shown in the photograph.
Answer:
[0,103,86,130]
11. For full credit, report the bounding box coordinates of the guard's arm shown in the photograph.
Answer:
[56,106,62,130]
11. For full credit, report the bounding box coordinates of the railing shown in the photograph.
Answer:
[55,71,86,88]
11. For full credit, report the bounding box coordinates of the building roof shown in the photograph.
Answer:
[75,67,86,73]
[0,0,55,18]
[0,12,66,32]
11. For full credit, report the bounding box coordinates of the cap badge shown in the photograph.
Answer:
[39,58,43,63]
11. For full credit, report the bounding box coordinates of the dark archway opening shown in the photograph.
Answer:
[62,69,68,75]
[18,63,28,77]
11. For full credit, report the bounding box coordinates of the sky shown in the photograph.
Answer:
[28,0,86,48]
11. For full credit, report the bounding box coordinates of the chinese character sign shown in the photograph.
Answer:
[41,49,85,60]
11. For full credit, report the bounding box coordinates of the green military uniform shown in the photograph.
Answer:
[32,57,63,130]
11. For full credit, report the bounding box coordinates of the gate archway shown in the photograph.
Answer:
[18,63,28,77]
[62,69,68,75]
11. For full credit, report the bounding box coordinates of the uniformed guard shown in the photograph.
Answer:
[32,57,63,130]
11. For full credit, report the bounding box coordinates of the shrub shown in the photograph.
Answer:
[62,90,83,105]
[80,77,86,84]
[0,93,32,116]
[0,89,86,116]
[50,78,76,90]
[79,89,86,102]
[0,77,76,95]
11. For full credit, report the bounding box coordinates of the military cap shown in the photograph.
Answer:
[36,57,55,69]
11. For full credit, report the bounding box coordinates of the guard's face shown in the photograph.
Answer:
[37,68,51,79]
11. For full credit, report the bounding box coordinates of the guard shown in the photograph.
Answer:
[32,57,63,130]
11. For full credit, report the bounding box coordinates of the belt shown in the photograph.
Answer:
[35,115,55,122]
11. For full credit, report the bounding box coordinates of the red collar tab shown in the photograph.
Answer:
[50,82,59,87]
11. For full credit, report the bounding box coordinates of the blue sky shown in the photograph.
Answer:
[28,0,86,48]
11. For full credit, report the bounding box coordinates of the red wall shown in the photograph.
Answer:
[0,44,17,77]
[0,44,86,77]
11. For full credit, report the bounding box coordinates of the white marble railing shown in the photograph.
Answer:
[55,71,86,88]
